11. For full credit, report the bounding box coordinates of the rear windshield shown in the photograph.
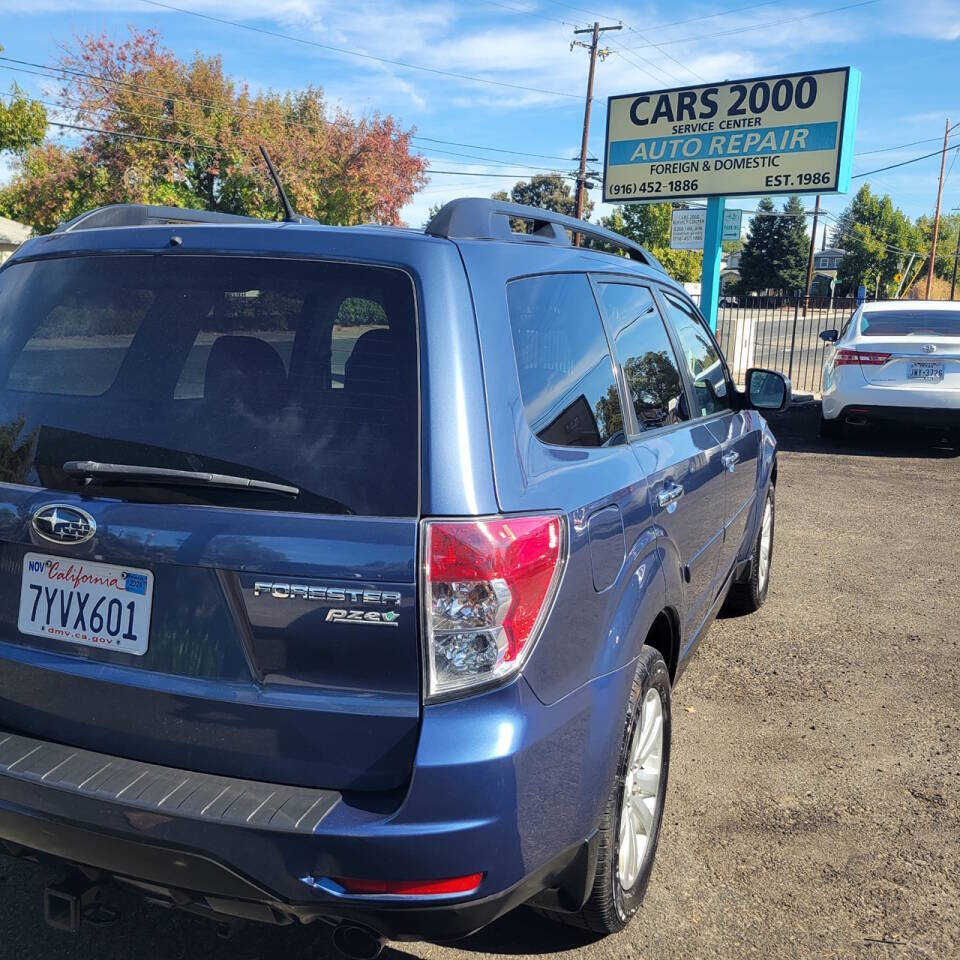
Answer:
[860,309,960,337]
[0,255,418,516]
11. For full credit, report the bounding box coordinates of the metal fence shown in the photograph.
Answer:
[691,295,869,395]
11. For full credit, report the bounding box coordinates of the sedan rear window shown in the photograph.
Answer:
[0,255,418,516]
[860,310,960,337]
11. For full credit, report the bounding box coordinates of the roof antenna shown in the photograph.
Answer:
[259,145,297,223]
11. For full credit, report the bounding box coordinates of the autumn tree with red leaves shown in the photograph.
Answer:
[0,29,427,233]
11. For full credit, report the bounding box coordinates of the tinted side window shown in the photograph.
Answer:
[660,294,731,418]
[506,274,623,447]
[594,282,688,433]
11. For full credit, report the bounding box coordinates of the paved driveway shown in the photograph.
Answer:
[2,405,958,960]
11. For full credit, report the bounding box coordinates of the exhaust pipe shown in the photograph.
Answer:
[844,413,868,426]
[332,922,386,960]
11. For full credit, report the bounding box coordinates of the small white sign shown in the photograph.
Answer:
[670,208,743,249]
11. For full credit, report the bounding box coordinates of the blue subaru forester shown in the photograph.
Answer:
[0,198,787,949]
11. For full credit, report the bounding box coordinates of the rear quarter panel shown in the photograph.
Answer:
[454,241,676,705]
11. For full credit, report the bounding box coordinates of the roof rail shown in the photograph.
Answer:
[55,204,269,233]
[424,197,662,269]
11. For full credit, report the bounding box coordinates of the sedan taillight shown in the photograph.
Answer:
[835,349,891,366]
[422,515,565,701]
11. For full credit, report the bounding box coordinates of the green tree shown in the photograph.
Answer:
[492,173,593,220]
[776,195,811,294]
[915,211,960,283]
[834,184,919,297]
[0,45,47,157]
[0,29,426,233]
[737,197,781,293]
[600,202,672,247]
[0,88,46,156]
[422,202,445,228]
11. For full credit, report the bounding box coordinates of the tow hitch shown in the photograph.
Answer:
[43,874,119,933]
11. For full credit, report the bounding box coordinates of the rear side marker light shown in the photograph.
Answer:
[422,515,565,701]
[334,874,484,896]
[834,349,891,366]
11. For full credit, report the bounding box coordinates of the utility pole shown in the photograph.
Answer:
[951,230,960,300]
[572,22,621,223]
[924,117,950,299]
[803,194,822,301]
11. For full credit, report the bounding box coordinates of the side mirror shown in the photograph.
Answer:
[819,329,839,343]
[745,368,791,413]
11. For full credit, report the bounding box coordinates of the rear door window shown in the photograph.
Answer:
[506,273,624,447]
[594,282,688,433]
[0,256,418,516]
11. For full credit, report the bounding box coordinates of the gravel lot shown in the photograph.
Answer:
[2,404,958,959]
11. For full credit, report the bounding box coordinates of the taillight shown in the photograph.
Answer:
[834,349,891,366]
[422,515,565,700]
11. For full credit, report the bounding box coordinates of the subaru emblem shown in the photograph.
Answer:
[31,504,97,545]
[922,343,937,353]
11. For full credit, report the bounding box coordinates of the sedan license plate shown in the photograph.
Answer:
[909,361,944,381]
[18,553,153,655]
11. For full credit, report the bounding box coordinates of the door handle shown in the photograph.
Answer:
[722,451,740,471]
[656,482,684,509]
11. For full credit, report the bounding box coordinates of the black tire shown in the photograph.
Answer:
[549,646,672,935]
[819,415,843,440]
[725,486,775,614]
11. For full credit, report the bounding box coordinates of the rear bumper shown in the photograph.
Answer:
[828,404,960,428]
[0,665,633,940]
[822,374,960,421]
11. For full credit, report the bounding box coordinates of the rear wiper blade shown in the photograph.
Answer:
[63,461,300,498]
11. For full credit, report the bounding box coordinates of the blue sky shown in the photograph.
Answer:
[0,0,957,242]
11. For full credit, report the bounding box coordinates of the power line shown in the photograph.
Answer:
[643,1,785,31]
[820,210,958,261]
[853,137,959,180]
[20,113,579,182]
[428,168,575,179]
[617,26,707,83]
[944,146,960,188]
[540,0,619,19]
[44,118,201,147]
[606,48,679,87]
[1,93,573,179]
[0,58,580,166]
[530,0,708,83]
[621,0,879,50]
[137,0,581,100]
[6,92,574,176]
[474,0,576,28]
[857,135,946,156]
[410,135,579,163]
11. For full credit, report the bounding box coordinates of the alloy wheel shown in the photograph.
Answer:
[618,687,664,890]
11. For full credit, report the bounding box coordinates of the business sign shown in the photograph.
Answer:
[670,208,743,250]
[603,67,860,203]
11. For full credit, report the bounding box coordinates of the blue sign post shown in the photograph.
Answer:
[602,67,862,334]
[701,197,726,333]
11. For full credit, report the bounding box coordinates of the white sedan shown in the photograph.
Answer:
[819,300,960,437]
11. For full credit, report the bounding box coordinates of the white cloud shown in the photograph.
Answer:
[881,0,960,40]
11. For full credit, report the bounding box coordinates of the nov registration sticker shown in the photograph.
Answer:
[18,553,154,655]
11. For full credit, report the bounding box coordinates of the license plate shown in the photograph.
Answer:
[18,553,153,655]
[909,361,944,381]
